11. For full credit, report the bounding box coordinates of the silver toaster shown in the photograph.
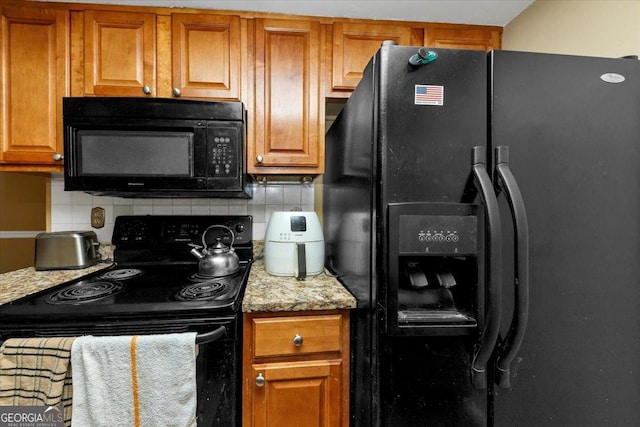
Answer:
[35,231,101,271]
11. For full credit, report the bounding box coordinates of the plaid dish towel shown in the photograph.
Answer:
[0,337,76,426]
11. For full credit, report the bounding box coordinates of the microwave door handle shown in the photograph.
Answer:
[470,146,503,390]
[494,146,530,389]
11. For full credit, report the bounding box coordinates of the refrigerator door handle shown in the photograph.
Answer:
[494,146,530,389]
[470,146,502,389]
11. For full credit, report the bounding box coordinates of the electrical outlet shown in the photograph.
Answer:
[91,207,105,228]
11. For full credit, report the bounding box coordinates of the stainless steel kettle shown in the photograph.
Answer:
[189,225,240,277]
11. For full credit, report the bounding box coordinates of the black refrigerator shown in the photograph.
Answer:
[323,43,640,426]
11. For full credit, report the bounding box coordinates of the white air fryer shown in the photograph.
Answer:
[264,211,324,279]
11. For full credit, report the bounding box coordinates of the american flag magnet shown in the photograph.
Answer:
[415,84,444,106]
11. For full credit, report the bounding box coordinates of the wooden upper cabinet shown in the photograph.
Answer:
[331,22,412,92]
[0,5,68,169]
[425,24,501,51]
[84,10,156,96]
[252,18,323,175]
[171,14,242,100]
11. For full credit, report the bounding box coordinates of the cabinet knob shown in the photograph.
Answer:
[256,155,263,164]
[172,87,181,97]
[53,153,64,161]
[255,373,265,387]
[142,85,151,95]
[293,334,303,347]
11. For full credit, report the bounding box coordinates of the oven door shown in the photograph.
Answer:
[0,316,241,427]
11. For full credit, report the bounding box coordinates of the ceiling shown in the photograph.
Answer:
[40,0,535,27]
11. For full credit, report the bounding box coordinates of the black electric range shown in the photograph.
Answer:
[0,215,253,323]
[0,215,254,427]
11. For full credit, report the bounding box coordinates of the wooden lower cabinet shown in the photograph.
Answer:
[250,360,343,427]
[243,310,350,427]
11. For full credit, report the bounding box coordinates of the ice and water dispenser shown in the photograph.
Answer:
[387,202,483,336]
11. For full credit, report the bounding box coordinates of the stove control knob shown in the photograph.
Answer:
[235,224,245,234]
[255,373,265,387]
[293,334,304,347]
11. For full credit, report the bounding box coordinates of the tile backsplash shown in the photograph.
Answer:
[50,174,315,242]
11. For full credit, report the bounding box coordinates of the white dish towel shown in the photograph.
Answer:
[71,333,197,427]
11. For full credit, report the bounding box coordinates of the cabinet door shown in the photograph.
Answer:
[331,22,412,91]
[425,25,501,51]
[252,19,322,174]
[0,5,68,168]
[171,14,241,100]
[84,10,156,96]
[250,360,343,427]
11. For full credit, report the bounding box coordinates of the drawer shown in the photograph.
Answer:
[252,314,343,358]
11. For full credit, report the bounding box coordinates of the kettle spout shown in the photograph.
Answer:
[190,247,205,260]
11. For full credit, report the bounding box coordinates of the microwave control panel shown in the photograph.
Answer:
[208,124,242,177]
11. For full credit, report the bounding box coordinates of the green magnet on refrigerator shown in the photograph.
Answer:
[408,48,439,69]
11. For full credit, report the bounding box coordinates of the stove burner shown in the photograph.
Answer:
[46,281,124,304]
[100,268,143,280]
[176,282,229,301]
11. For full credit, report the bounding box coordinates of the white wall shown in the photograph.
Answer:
[49,175,314,242]
[503,0,640,57]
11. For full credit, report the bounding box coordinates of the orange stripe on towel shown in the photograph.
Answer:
[130,336,141,427]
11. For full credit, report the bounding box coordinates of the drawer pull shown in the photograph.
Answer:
[293,334,303,347]
[255,373,265,387]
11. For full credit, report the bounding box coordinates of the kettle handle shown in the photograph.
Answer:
[202,225,235,250]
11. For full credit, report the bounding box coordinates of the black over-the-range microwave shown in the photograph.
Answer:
[63,97,252,198]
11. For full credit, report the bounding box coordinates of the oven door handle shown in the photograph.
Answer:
[196,325,227,344]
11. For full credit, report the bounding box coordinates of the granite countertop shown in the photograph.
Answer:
[0,262,113,304]
[0,243,356,312]
[0,245,114,305]
[241,258,356,312]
